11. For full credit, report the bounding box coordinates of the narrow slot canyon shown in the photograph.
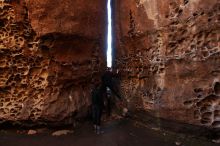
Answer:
[0,0,220,145]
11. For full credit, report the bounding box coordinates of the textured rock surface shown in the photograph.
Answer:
[114,0,220,128]
[0,0,106,124]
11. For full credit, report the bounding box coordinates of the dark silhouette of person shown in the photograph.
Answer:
[91,68,122,134]
[91,83,106,134]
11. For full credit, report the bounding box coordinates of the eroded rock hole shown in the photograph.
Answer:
[184,0,189,5]
[214,82,220,95]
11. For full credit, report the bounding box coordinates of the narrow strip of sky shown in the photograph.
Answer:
[107,0,112,68]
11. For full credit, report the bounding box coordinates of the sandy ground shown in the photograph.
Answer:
[0,118,218,146]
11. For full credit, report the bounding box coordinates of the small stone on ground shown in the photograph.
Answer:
[212,138,220,143]
[28,130,37,135]
[52,130,73,136]
[175,141,181,145]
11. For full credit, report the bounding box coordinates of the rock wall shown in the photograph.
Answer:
[0,0,106,125]
[114,0,220,128]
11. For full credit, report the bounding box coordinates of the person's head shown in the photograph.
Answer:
[106,67,112,72]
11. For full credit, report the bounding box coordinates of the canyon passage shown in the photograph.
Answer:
[0,0,220,145]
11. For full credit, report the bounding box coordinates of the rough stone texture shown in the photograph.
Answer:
[114,0,220,128]
[26,0,105,38]
[27,129,37,135]
[0,0,106,124]
[52,130,73,136]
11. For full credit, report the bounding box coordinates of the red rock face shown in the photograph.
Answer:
[26,0,106,38]
[114,0,220,128]
[0,0,106,125]
[1,0,219,129]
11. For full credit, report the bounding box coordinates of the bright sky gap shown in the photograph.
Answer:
[107,0,112,68]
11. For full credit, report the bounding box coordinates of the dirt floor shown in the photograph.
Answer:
[0,116,219,146]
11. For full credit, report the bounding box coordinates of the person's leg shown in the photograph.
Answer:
[96,107,103,134]
[107,97,111,117]
[92,106,97,132]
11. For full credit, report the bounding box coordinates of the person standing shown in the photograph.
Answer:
[91,68,123,134]
[91,83,105,134]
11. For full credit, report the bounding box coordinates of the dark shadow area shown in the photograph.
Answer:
[214,82,220,95]
[130,110,220,140]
